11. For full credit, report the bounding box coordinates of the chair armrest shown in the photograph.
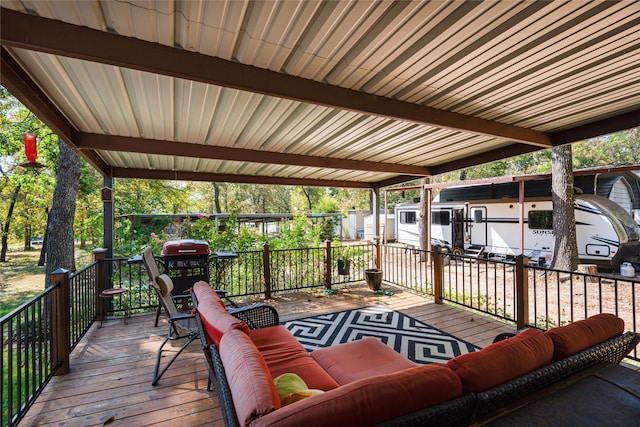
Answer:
[169,313,195,322]
[229,303,279,329]
[215,289,239,308]
[492,331,520,343]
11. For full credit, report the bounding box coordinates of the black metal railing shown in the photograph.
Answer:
[1,282,58,427]
[269,246,325,293]
[4,242,639,427]
[380,245,434,295]
[381,244,639,362]
[441,254,518,323]
[527,265,640,360]
[107,257,157,315]
[69,261,98,349]
[331,243,375,286]
[209,250,264,296]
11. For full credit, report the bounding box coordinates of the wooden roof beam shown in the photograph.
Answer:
[75,133,430,176]
[113,168,373,189]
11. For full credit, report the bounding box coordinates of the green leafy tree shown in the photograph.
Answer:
[0,88,57,261]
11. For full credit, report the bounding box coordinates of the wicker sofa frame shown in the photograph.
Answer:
[193,296,278,427]
[191,291,640,427]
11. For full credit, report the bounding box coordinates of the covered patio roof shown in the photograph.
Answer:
[2,1,640,189]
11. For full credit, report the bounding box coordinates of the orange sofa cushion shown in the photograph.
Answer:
[546,313,624,361]
[311,337,417,385]
[219,329,280,425]
[446,328,553,393]
[251,363,462,427]
[250,326,340,391]
[194,282,249,346]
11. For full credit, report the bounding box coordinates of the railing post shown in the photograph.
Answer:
[324,240,332,290]
[93,248,107,322]
[516,255,529,330]
[432,245,444,304]
[373,237,381,269]
[51,268,70,375]
[263,243,272,300]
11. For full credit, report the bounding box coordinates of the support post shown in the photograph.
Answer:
[371,187,380,241]
[432,245,444,304]
[262,243,272,299]
[518,179,525,254]
[51,268,70,375]
[102,177,114,292]
[516,255,529,330]
[373,237,381,269]
[324,240,332,290]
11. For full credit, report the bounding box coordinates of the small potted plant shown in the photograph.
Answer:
[364,268,383,291]
[337,244,353,275]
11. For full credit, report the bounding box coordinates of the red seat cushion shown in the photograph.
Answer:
[250,326,339,391]
[219,329,280,425]
[251,363,462,427]
[546,313,624,361]
[311,337,417,385]
[446,328,553,393]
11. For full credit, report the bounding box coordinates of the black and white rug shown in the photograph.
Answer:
[283,305,480,364]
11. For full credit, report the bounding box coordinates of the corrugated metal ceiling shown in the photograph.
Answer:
[1,0,639,188]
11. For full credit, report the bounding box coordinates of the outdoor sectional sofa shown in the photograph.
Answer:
[191,281,640,427]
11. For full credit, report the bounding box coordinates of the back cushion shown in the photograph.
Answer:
[219,329,281,425]
[447,328,553,393]
[251,363,462,427]
[546,313,624,361]
[194,282,249,346]
[193,281,226,309]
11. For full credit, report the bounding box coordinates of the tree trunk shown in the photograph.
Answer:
[44,140,81,286]
[301,187,313,211]
[1,184,21,262]
[38,207,49,266]
[212,182,221,213]
[24,223,31,250]
[550,145,579,271]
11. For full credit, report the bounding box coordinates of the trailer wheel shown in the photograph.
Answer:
[452,247,464,256]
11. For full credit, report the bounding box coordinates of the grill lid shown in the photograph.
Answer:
[161,239,210,256]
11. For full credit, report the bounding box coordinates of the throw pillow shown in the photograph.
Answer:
[273,373,324,406]
[546,313,624,361]
[446,328,553,393]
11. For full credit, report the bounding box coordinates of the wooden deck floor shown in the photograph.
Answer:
[21,284,515,427]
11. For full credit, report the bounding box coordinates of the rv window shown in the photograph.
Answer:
[432,211,450,226]
[400,211,417,224]
[473,209,483,223]
[528,211,553,229]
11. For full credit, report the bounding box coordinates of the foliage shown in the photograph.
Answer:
[269,213,324,249]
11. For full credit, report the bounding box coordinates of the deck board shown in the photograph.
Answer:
[21,284,515,426]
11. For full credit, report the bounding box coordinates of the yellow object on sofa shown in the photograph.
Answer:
[273,373,324,406]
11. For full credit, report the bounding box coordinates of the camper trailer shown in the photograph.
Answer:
[395,186,640,268]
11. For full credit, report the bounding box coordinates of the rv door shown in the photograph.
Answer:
[469,206,487,246]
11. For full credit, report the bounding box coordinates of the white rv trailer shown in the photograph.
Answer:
[395,192,640,268]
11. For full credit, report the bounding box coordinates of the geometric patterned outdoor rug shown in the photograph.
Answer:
[283,305,480,364]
